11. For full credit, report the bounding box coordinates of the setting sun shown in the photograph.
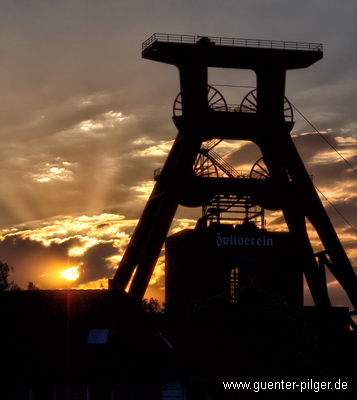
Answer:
[60,266,80,281]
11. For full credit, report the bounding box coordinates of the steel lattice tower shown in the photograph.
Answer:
[109,34,357,328]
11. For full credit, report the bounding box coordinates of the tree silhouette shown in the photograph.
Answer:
[27,281,40,290]
[0,261,20,290]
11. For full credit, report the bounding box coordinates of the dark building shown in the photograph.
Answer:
[165,223,303,307]
[1,290,217,400]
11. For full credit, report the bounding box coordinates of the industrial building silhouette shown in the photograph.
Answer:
[111,33,357,328]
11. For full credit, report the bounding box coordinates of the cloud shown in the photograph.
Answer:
[0,213,196,300]
[78,242,118,284]
[0,214,132,289]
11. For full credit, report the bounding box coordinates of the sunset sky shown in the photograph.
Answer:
[0,1,356,305]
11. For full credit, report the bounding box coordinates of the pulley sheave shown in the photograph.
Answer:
[173,85,228,117]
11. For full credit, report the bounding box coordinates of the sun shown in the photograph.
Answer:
[60,266,80,281]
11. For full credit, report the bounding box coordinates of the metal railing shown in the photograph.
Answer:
[142,33,323,53]
[205,150,243,179]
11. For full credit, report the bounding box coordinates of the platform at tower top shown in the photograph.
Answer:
[142,33,323,70]
[142,33,323,52]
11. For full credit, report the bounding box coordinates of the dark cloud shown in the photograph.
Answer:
[79,242,118,284]
[0,235,79,263]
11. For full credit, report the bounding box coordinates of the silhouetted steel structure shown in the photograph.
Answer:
[110,34,357,326]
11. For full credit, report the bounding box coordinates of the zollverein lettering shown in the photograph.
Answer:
[216,233,274,247]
